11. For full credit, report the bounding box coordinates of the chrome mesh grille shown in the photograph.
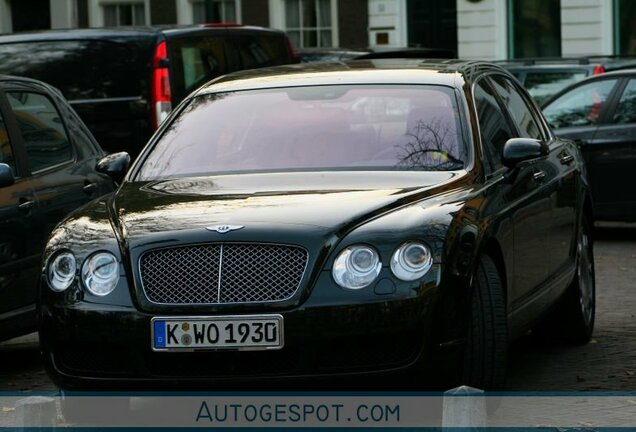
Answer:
[140,244,307,305]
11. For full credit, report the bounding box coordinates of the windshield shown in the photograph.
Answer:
[136,85,467,180]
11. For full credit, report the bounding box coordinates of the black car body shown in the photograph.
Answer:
[39,60,595,390]
[0,25,297,156]
[0,75,114,341]
[542,69,636,222]
[498,56,636,105]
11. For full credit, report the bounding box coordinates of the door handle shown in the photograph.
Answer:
[533,171,546,182]
[83,182,97,194]
[559,154,575,165]
[18,199,34,212]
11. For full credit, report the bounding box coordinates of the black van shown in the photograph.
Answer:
[0,25,297,156]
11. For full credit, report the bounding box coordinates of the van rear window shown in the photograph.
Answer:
[169,36,228,102]
[0,40,144,101]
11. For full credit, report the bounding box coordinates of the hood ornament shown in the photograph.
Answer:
[206,224,245,234]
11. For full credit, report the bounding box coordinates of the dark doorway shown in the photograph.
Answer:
[407,0,457,55]
[11,0,50,32]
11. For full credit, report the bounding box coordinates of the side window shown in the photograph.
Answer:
[490,75,543,140]
[0,109,16,175]
[523,70,588,105]
[613,79,636,124]
[474,80,515,173]
[6,92,73,173]
[543,79,617,129]
[169,36,228,102]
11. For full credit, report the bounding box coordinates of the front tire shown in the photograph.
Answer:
[462,254,508,390]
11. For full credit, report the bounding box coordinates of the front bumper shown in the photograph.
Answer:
[40,292,444,390]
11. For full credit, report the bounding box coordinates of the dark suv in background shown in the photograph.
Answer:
[0,25,297,156]
[498,56,636,105]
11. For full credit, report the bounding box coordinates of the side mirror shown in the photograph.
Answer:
[0,163,15,188]
[96,152,131,184]
[502,138,549,169]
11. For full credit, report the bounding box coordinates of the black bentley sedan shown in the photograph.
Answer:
[39,60,594,391]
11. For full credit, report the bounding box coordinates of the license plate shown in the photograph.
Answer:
[151,315,284,351]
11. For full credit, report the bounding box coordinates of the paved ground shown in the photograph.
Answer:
[506,221,636,391]
[1,222,635,393]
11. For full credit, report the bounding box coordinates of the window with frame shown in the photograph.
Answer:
[508,0,561,58]
[285,0,333,48]
[489,75,543,141]
[103,2,146,26]
[612,79,636,124]
[0,110,16,175]
[6,92,73,173]
[542,79,617,129]
[192,0,238,23]
[474,80,515,173]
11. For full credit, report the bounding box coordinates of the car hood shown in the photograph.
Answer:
[111,171,460,248]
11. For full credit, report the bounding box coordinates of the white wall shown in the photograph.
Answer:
[457,0,507,60]
[367,0,407,48]
[561,0,613,56]
[50,0,77,29]
[0,0,12,33]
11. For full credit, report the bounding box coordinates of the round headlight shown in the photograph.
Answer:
[332,245,382,289]
[47,251,77,292]
[391,242,433,281]
[82,252,119,296]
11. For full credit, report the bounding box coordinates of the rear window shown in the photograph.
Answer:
[169,36,229,102]
[0,40,145,100]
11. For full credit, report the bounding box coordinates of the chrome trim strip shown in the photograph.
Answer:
[69,96,144,105]
[217,244,223,304]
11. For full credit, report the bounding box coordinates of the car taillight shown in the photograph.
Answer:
[151,40,172,129]
[593,64,606,75]
[287,38,299,63]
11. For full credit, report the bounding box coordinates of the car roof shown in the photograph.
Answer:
[0,73,55,87]
[497,56,636,71]
[195,59,509,94]
[0,24,285,43]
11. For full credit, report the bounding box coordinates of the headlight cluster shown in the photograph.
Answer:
[332,241,433,289]
[47,251,120,296]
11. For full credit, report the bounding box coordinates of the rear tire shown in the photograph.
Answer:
[539,217,595,345]
[462,254,508,390]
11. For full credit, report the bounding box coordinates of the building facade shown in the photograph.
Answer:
[0,0,633,59]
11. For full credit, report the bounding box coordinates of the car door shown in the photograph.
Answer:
[543,77,622,218]
[2,81,111,338]
[490,74,578,280]
[4,85,109,247]
[473,77,552,309]
[582,76,636,220]
[0,86,42,338]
